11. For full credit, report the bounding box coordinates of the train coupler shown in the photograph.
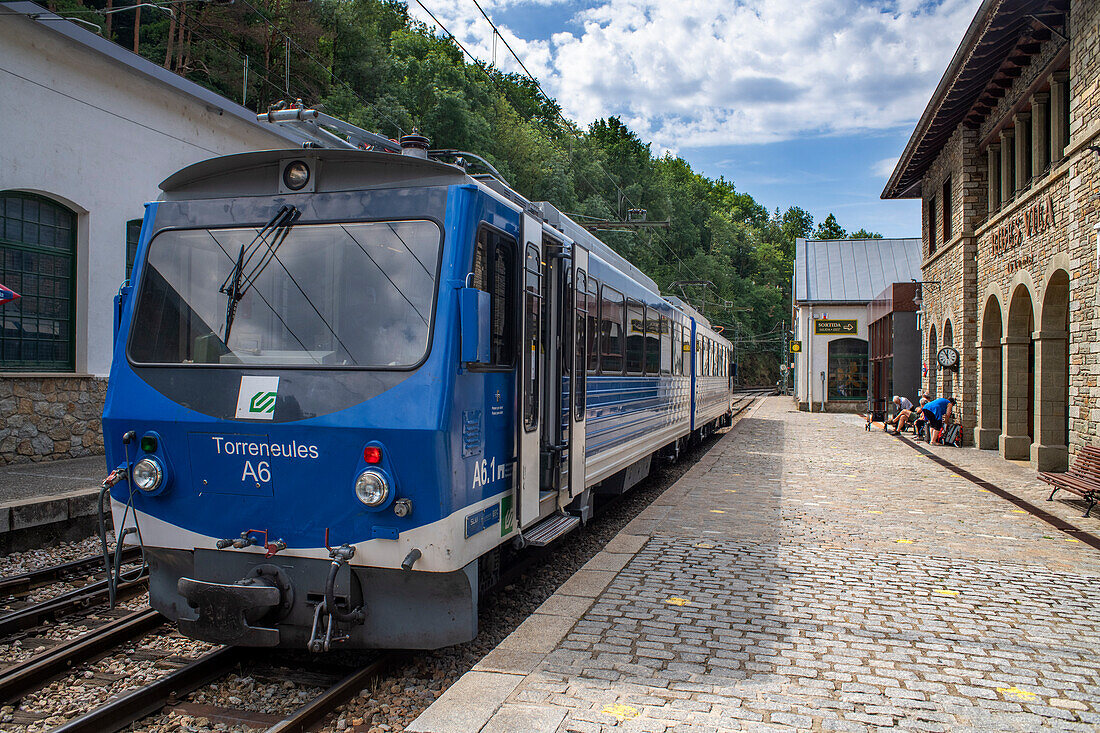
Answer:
[177,576,281,646]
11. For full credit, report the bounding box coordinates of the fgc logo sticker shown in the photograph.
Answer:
[236,376,280,420]
[249,391,277,414]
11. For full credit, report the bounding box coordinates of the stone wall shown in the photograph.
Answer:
[915,3,1100,466]
[919,126,980,441]
[0,377,106,464]
[1067,0,1100,455]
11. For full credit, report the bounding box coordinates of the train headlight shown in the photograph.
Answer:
[283,161,310,191]
[132,457,164,492]
[355,469,389,507]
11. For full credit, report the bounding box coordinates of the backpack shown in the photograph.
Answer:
[941,423,962,447]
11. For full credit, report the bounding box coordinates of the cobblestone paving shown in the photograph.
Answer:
[415,398,1100,732]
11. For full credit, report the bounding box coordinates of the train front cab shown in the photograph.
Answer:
[102,151,603,650]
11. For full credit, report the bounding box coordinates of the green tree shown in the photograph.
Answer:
[813,213,846,239]
[848,228,884,239]
[105,0,886,384]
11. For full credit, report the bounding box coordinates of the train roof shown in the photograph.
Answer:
[664,296,713,330]
[159,149,474,199]
[157,147,716,329]
[159,149,662,295]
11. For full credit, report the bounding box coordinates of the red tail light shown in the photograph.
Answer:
[364,446,382,464]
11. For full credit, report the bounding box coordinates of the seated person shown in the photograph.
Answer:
[892,396,928,435]
[920,397,956,443]
[884,395,913,431]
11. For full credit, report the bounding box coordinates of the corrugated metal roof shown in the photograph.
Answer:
[794,238,922,304]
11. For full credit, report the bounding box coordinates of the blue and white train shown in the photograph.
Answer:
[103,124,735,650]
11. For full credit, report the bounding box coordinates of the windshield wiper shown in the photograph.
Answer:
[220,205,301,341]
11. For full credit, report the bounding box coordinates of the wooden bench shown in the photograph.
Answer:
[1040,446,1100,517]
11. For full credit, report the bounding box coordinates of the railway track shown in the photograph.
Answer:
[0,547,140,599]
[0,548,155,716]
[0,607,162,704]
[51,647,397,733]
[0,392,774,732]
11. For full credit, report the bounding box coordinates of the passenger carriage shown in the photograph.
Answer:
[103,119,735,650]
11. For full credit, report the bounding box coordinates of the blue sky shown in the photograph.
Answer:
[410,0,983,239]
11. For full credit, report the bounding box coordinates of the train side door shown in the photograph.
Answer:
[568,247,588,498]
[542,233,569,498]
[517,214,543,529]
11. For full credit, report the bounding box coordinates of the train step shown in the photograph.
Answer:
[524,512,581,547]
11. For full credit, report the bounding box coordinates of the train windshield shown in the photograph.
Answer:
[128,220,441,368]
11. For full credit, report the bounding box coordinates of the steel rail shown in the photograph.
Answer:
[0,576,147,636]
[0,607,162,703]
[265,654,395,733]
[51,645,244,733]
[0,547,141,596]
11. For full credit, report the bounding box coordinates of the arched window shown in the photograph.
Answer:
[0,192,76,371]
[827,338,867,401]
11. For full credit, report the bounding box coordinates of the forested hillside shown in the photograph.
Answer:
[40,0,882,383]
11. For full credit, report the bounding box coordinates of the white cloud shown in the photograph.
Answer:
[408,0,981,149]
[872,156,900,178]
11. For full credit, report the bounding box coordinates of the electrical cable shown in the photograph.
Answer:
[0,64,221,153]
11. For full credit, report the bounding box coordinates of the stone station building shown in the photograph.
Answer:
[883,0,1098,468]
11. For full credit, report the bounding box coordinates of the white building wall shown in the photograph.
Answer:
[0,12,291,377]
[792,303,869,410]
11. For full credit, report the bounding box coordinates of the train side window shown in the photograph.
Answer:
[586,277,600,373]
[644,307,661,375]
[671,323,678,376]
[522,245,541,431]
[659,315,671,375]
[471,227,516,368]
[680,326,689,375]
[673,323,682,375]
[600,285,624,374]
[625,298,644,375]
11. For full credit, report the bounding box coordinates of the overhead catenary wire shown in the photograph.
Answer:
[457,0,694,278]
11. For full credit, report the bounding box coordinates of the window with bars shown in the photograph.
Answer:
[0,192,76,372]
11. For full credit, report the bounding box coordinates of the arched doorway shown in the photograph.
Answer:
[978,295,1002,450]
[1034,270,1070,470]
[0,191,77,371]
[1002,284,1034,460]
[927,324,937,397]
[942,319,954,399]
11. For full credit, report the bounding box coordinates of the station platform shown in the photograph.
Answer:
[408,397,1100,733]
[0,456,107,552]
